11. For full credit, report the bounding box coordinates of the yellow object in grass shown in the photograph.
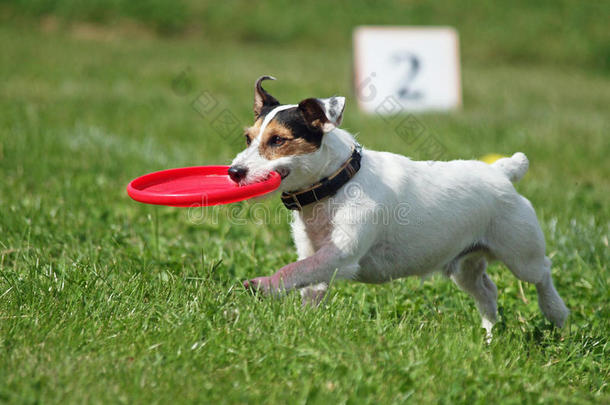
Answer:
[480,153,507,164]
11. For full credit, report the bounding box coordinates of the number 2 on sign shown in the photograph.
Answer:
[391,52,423,100]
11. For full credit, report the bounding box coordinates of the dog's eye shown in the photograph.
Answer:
[244,134,251,146]
[269,135,286,147]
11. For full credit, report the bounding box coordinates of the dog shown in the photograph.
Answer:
[229,75,569,338]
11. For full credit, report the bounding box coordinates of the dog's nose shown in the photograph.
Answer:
[228,165,248,183]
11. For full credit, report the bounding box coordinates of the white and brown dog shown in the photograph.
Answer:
[230,76,568,337]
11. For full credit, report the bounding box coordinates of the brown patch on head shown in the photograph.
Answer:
[258,120,320,160]
[243,119,262,146]
[243,103,324,159]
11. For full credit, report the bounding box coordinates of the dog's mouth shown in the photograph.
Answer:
[236,168,289,187]
[276,167,290,180]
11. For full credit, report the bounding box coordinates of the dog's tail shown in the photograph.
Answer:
[491,152,529,183]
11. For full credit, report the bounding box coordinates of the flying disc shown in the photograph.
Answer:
[127,166,281,207]
[480,153,507,164]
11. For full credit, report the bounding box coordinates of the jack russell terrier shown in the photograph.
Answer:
[229,76,569,337]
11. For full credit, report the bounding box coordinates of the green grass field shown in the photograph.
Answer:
[0,2,609,403]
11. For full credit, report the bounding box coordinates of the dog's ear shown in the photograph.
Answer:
[254,75,280,118]
[298,96,346,133]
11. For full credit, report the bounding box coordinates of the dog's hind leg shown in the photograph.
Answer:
[534,258,569,327]
[487,196,569,327]
[498,252,568,327]
[450,253,498,342]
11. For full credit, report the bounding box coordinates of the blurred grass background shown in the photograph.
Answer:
[2,0,609,72]
[0,1,608,404]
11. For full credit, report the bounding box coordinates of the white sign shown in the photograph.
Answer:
[353,26,462,114]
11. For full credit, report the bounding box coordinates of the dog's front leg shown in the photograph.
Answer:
[243,244,351,295]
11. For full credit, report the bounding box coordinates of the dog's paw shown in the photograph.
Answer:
[243,275,288,297]
[243,276,273,295]
[300,283,328,307]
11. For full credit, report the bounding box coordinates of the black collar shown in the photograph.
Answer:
[281,144,362,210]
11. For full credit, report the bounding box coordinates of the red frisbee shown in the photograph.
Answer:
[127,166,281,207]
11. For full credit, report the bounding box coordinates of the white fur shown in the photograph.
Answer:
[315,97,345,131]
[257,104,297,138]
[235,104,569,336]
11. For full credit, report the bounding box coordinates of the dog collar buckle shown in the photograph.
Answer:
[285,192,302,210]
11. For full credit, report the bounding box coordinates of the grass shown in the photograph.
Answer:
[0,5,609,404]
[2,1,609,72]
